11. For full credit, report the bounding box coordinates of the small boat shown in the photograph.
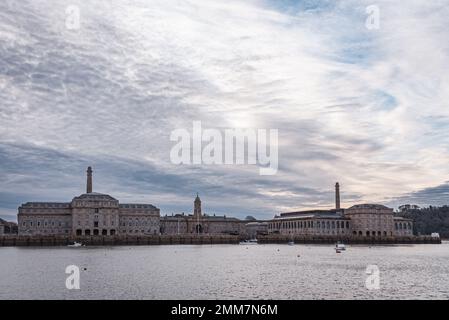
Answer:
[335,242,346,251]
[68,241,84,247]
[239,239,258,245]
[288,241,294,246]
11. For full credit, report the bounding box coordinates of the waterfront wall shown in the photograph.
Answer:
[257,234,441,244]
[0,235,240,247]
[0,234,441,246]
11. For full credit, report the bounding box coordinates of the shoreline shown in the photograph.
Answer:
[0,234,441,246]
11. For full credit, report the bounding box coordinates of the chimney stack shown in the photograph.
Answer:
[335,182,340,210]
[86,167,93,193]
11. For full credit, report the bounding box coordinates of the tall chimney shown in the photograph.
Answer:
[335,182,340,210]
[86,167,93,193]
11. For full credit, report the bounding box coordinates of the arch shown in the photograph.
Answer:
[85,229,91,236]
[383,231,387,236]
[358,231,362,236]
[110,229,116,236]
[76,229,82,236]
[195,224,203,234]
[377,231,381,236]
[353,231,357,235]
[366,231,370,236]
[102,229,107,236]
[93,229,99,236]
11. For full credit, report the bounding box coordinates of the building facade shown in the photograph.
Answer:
[0,219,18,235]
[18,167,160,236]
[268,183,414,237]
[160,194,247,235]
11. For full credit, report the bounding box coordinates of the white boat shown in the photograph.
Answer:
[288,241,294,246]
[335,243,346,251]
[239,239,258,245]
[431,233,440,238]
[68,241,83,247]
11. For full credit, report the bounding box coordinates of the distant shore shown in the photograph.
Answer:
[0,234,441,246]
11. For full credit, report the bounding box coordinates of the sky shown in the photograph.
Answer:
[1,0,449,221]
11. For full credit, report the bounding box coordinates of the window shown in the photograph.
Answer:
[94,208,99,213]
[94,221,99,228]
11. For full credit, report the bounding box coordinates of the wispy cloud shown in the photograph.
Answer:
[1,0,449,221]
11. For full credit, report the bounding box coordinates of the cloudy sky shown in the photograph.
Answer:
[1,0,449,221]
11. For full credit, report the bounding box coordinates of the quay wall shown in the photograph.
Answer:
[0,235,240,247]
[257,234,441,244]
[0,234,441,246]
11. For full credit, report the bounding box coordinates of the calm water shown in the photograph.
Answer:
[1,242,448,300]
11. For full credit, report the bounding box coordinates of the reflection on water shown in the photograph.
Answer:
[1,243,448,299]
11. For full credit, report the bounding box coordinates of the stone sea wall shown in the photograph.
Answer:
[0,234,240,246]
[0,234,441,246]
[257,234,441,244]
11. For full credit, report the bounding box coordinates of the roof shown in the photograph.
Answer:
[72,192,118,201]
[20,202,71,208]
[120,204,158,210]
[394,216,413,221]
[348,204,390,210]
[279,209,345,219]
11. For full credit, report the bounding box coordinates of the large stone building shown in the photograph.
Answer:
[18,167,160,236]
[0,218,18,235]
[160,194,248,235]
[268,183,414,237]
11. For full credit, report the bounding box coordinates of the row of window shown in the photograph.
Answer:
[395,222,412,230]
[21,221,69,228]
[270,220,350,230]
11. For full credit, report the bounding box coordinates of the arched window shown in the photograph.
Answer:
[366,231,370,236]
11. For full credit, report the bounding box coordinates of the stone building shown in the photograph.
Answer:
[160,194,247,235]
[18,167,160,236]
[268,183,414,237]
[0,218,18,235]
[245,221,268,239]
